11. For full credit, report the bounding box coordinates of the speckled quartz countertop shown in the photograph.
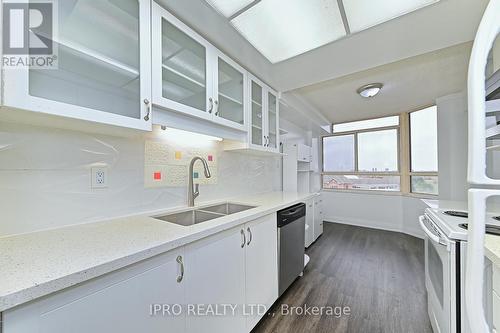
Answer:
[0,191,318,312]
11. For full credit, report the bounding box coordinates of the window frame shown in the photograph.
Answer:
[408,106,439,196]
[322,116,402,193]
[321,109,438,197]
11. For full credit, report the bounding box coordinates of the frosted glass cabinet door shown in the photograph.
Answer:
[250,80,264,146]
[152,3,213,120]
[2,0,153,131]
[268,92,279,150]
[215,54,246,130]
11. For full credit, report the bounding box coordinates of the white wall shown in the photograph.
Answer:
[0,122,282,237]
[437,92,468,202]
[320,191,426,238]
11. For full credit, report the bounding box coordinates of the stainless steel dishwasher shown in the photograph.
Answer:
[277,203,306,296]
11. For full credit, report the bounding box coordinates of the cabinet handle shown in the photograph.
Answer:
[241,229,246,248]
[214,100,219,116]
[208,98,214,113]
[247,227,252,246]
[176,256,184,283]
[143,99,151,121]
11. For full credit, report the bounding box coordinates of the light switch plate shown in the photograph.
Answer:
[91,167,108,189]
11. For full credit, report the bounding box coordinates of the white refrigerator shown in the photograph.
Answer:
[465,0,500,332]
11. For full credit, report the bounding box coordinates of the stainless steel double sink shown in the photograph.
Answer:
[152,203,256,227]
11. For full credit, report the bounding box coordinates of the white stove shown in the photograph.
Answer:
[421,202,500,333]
[425,207,500,241]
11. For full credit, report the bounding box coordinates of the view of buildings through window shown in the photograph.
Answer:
[410,106,439,195]
[322,106,438,195]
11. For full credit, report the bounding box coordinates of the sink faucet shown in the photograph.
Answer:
[188,156,211,207]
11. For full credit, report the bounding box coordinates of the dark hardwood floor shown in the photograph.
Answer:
[253,222,432,333]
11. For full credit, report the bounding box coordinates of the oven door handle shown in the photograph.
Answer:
[419,215,447,247]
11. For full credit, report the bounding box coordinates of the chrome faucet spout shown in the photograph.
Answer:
[188,157,211,207]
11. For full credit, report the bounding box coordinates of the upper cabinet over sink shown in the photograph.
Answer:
[152,3,248,132]
[1,0,279,139]
[2,0,153,131]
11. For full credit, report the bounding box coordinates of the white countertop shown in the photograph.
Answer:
[0,191,318,312]
[421,199,468,211]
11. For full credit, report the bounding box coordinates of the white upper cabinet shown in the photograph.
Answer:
[214,51,248,131]
[152,3,247,132]
[2,0,152,131]
[267,91,279,151]
[152,3,213,122]
[248,75,280,153]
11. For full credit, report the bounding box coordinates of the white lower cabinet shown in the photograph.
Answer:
[185,213,278,333]
[3,248,186,333]
[305,199,314,248]
[184,227,247,333]
[3,214,278,333]
[244,215,278,330]
[313,196,324,241]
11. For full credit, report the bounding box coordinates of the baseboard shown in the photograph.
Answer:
[323,216,424,239]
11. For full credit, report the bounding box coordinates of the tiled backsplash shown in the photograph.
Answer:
[0,122,281,237]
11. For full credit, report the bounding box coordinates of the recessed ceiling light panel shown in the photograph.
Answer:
[357,83,383,98]
[342,0,439,33]
[230,0,346,63]
[205,0,255,18]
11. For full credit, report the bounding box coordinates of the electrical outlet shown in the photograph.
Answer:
[91,167,108,189]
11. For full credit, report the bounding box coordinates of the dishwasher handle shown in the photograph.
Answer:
[277,203,306,227]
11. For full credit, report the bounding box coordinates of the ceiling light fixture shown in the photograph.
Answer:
[357,83,383,98]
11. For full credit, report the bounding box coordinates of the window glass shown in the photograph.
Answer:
[323,175,401,191]
[357,129,398,172]
[333,116,399,133]
[411,176,439,195]
[323,135,355,172]
[410,106,438,172]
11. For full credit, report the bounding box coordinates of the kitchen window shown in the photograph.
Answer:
[322,108,439,196]
[409,106,439,195]
[322,116,401,192]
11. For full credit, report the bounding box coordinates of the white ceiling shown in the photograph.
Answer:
[294,42,472,123]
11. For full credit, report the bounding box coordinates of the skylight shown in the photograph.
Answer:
[205,0,255,18]
[342,0,439,33]
[231,0,346,63]
[205,0,440,63]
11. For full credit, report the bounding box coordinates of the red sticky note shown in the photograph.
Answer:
[154,172,162,180]
[208,155,213,162]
